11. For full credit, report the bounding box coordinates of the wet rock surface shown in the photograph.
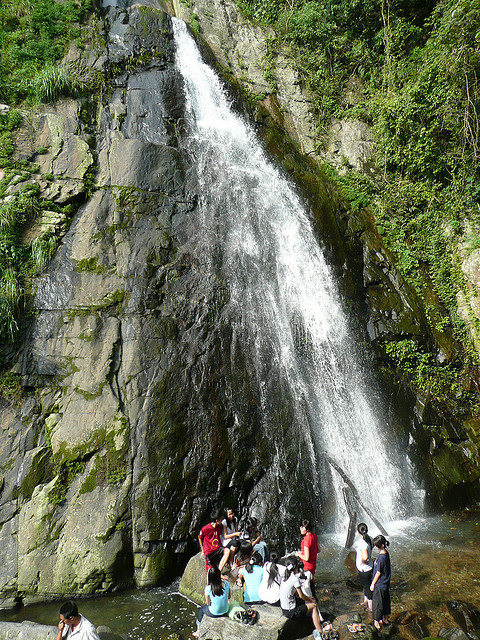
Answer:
[0,0,319,604]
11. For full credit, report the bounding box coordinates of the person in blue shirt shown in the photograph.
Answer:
[370,535,391,630]
[237,552,264,604]
[193,566,230,637]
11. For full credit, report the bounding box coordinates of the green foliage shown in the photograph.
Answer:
[74,256,114,275]
[381,339,475,417]
[0,0,94,105]
[231,0,480,415]
[234,0,480,353]
[83,162,97,197]
[32,234,58,271]
[0,166,76,341]
[190,12,199,34]
[0,371,23,402]
[0,109,22,167]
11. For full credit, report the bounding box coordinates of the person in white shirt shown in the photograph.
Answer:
[258,553,286,605]
[55,601,100,640]
[221,507,240,563]
[355,522,373,612]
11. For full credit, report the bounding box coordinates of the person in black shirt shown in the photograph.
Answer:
[370,535,391,630]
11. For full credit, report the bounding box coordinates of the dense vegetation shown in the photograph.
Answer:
[235,0,480,420]
[0,0,93,104]
[0,0,93,345]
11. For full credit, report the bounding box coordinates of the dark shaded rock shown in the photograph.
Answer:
[346,576,362,591]
[439,628,472,640]
[391,611,430,626]
[446,602,480,640]
[345,551,356,573]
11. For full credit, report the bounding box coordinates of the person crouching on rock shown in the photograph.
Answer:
[193,566,230,638]
[231,540,253,582]
[198,509,230,573]
[55,601,100,640]
[279,556,327,640]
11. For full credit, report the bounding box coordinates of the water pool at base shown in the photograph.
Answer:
[0,580,197,640]
[2,511,480,639]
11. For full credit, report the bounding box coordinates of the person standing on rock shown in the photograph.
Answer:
[355,523,373,612]
[198,509,230,573]
[296,519,319,599]
[55,601,100,640]
[370,535,391,630]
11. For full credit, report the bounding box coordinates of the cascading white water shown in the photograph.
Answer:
[172,17,413,528]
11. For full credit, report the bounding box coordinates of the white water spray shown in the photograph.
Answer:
[172,18,413,528]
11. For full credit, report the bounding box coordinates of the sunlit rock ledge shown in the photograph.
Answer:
[0,621,124,640]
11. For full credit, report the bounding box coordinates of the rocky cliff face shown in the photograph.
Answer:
[1,0,480,608]
[0,1,321,607]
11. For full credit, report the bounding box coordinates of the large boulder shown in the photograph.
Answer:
[197,606,313,640]
[0,621,59,640]
[179,553,244,605]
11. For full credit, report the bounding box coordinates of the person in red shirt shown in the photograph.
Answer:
[296,519,319,599]
[198,510,230,572]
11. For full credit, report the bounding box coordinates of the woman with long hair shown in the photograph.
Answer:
[231,540,253,583]
[355,523,373,611]
[192,566,230,637]
[370,535,391,630]
[221,507,240,564]
[258,552,286,606]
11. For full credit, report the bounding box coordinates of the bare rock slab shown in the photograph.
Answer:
[0,621,58,640]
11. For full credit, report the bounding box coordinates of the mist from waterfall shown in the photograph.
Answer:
[172,17,414,529]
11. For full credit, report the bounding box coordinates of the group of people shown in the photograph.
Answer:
[49,516,391,640]
[196,509,392,637]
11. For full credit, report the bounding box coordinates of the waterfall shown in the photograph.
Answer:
[172,18,413,529]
